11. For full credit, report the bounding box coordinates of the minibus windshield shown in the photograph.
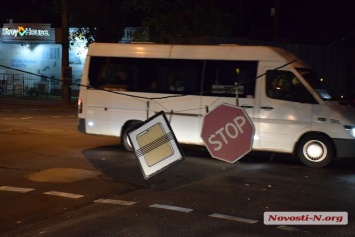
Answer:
[296,68,334,100]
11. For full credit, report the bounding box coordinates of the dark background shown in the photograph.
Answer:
[1,0,354,101]
[1,0,354,46]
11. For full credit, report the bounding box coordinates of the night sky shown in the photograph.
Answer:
[1,0,354,46]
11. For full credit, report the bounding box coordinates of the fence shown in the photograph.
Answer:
[0,74,61,97]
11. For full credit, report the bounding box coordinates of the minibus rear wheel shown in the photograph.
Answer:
[296,134,333,168]
[121,122,142,152]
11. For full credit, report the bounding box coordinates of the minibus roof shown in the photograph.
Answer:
[87,43,303,66]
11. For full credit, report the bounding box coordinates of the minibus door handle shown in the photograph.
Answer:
[241,105,253,109]
[260,106,274,111]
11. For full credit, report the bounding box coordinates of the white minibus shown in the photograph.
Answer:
[77,43,355,168]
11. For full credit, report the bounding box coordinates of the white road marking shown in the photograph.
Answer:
[44,191,84,199]
[0,186,301,234]
[94,198,137,205]
[0,186,34,193]
[20,117,33,120]
[150,204,193,213]
[209,213,259,224]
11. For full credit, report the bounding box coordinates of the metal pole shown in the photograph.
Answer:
[146,100,150,119]
[61,0,71,105]
[235,82,239,106]
[272,0,280,42]
[235,68,239,106]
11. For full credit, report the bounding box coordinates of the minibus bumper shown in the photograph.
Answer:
[77,118,86,133]
[334,138,355,158]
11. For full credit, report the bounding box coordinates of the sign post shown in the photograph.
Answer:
[201,103,255,163]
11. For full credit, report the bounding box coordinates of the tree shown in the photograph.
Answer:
[126,0,246,43]
[67,0,129,44]
[30,0,249,45]
[33,0,132,45]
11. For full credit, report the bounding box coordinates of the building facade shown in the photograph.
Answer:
[0,23,87,97]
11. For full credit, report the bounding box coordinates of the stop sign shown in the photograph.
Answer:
[201,103,255,163]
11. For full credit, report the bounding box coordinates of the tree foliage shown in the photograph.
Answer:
[67,0,129,43]
[33,0,130,44]
[126,0,246,43]
[32,0,247,44]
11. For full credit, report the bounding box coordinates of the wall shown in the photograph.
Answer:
[0,43,62,95]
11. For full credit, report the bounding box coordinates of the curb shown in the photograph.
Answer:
[0,96,77,108]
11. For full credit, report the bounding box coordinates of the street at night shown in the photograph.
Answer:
[0,101,354,237]
[1,1,355,236]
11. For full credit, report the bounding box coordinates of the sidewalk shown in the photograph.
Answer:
[0,96,77,107]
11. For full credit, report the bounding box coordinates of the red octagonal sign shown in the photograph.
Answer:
[201,103,255,163]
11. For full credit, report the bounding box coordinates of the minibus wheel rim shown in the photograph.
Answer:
[303,140,327,162]
[297,134,333,168]
[122,126,134,152]
[122,122,143,152]
[122,130,134,152]
[126,136,133,149]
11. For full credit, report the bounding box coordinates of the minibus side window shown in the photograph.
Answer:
[88,57,202,94]
[203,60,257,98]
[266,70,317,103]
[88,56,131,91]
[88,57,107,89]
[152,59,202,94]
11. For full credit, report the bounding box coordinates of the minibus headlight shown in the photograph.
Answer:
[344,126,355,138]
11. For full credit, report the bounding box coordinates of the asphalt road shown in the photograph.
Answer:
[0,101,354,237]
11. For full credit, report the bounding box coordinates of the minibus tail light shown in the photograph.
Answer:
[78,98,83,114]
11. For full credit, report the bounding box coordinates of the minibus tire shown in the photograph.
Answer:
[122,125,137,152]
[296,134,333,168]
[122,122,143,152]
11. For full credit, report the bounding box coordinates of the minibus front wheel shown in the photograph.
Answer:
[296,134,334,168]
